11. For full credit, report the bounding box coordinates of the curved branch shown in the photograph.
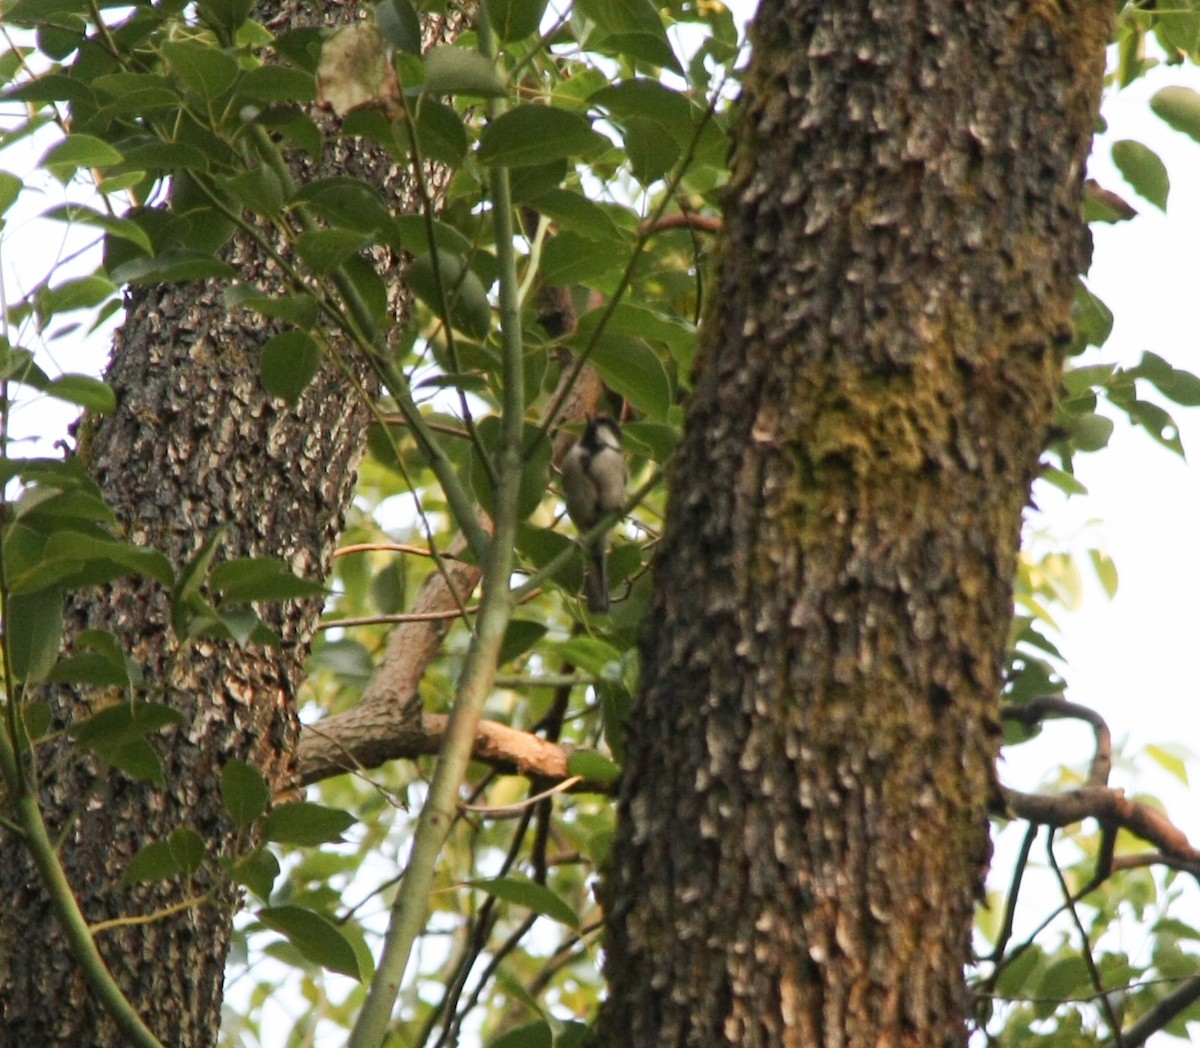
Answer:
[1001,695,1112,786]
[1002,785,1200,871]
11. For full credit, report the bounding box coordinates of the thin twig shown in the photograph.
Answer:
[460,776,582,816]
[1046,828,1126,1048]
[1102,975,1200,1048]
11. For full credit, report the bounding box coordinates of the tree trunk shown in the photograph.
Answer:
[597,2,1112,1045]
[0,5,463,1043]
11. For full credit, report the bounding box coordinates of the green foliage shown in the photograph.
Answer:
[1,0,1199,1045]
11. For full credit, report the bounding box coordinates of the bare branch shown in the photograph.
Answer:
[1002,785,1200,870]
[298,712,577,787]
[1103,975,1200,1048]
[1000,695,1112,786]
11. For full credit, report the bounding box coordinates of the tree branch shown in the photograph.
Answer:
[1001,695,1112,786]
[1103,975,1200,1048]
[1001,784,1200,870]
[299,712,576,787]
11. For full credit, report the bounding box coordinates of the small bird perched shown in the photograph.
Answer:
[560,415,627,612]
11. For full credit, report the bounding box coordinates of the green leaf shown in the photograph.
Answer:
[1151,85,1200,143]
[499,619,547,666]
[48,652,129,687]
[388,214,474,256]
[554,636,623,677]
[71,702,186,784]
[262,801,355,845]
[15,487,115,528]
[1126,398,1183,454]
[222,759,271,829]
[44,374,116,413]
[233,847,281,901]
[162,40,240,100]
[575,0,682,73]
[22,702,53,741]
[1063,362,1116,397]
[485,0,549,42]
[210,556,325,604]
[489,1021,553,1048]
[197,0,253,34]
[576,332,672,421]
[567,749,620,784]
[1135,351,1200,406]
[590,29,682,73]
[508,160,568,204]
[6,588,64,683]
[40,134,123,183]
[1037,956,1091,1002]
[260,330,322,405]
[478,106,607,168]
[257,905,362,979]
[109,249,237,286]
[119,141,211,175]
[995,944,1044,997]
[1071,282,1112,351]
[623,114,681,183]
[423,46,506,98]
[370,559,406,614]
[172,527,226,634]
[295,228,370,274]
[224,289,320,329]
[412,99,469,165]
[213,606,278,648]
[1084,180,1137,224]
[623,420,680,462]
[342,254,389,331]
[1069,412,1113,452]
[0,171,21,216]
[1111,140,1169,211]
[123,828,207,885]
[1087,549,1118,598]
[309,637,373,681]
[1146,744,1189,785]
[72,702,185,745]
[1156,4,1200,57]
[237,64,316,103]
[37,277,118,320]
[375,0,422,54]
[292,177,391,233]
[532,188,625,241]
[590,78,693,142]
[69,532,172,585]
[221,166,285,217]
[541,232,628,287]
[406,251,493,339]
[90,72,180,112]
[467,876,580,929]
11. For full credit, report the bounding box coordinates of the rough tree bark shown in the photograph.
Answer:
[598,2,1112,1046]
[0,5,462,1043]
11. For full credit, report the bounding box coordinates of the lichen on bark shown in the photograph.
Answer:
[597,2,1114,1045]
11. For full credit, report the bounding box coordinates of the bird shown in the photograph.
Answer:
[560,415,627,612]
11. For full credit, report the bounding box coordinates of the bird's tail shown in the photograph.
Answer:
[584,544,610,613]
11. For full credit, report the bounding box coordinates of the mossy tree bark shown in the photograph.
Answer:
[597,2,1112,1045]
